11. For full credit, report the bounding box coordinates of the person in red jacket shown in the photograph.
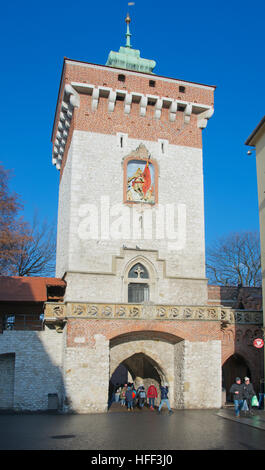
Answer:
[147,384,158,410]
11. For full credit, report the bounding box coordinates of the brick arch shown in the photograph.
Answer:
[67,318,220,348]
[105,321,189,343]
[110,329,183,347]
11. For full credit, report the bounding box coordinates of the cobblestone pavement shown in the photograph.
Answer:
[0,406,265,451]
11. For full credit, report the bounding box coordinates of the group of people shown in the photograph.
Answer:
[229,376,257,417]
[114,382,173,414]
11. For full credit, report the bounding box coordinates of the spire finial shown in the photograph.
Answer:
[106,2,156,74]
[125,12,132,48]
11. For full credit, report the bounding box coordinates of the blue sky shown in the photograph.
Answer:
[1,0,264,248]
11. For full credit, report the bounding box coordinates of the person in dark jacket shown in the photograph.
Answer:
[137,385,146,409]
[125,385,134,411]
[158,383,173,414]
[242,377,255,415]
[229,377,244,417]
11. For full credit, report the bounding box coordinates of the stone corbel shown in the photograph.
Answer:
[91,88,99,112]
[155,99,163,119]
[184,103,192,124]
[197,107,214,129]
[140,95,148,116]
[169,101,178,122]
[65,83,80,108]
[108,90,117,112]
[124,93,132,114]
[52,84,80,170]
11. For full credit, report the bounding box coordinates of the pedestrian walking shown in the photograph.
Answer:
[114,383,120,403]
[229,377,244,417]
[258,379,265,409]
[125,385,134,411]
[137,385,146,409]
[242,377,256,415]
[132,384,137,408]
[120,384,127,407]
[147,383,157,410]
[158,383,173,414]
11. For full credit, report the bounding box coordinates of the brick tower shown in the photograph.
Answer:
[48,15,222,413]
[52,15,215,306]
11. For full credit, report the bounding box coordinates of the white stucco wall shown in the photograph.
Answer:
[56,130,207,305]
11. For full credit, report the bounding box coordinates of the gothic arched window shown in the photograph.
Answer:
[128,263,149,279]
[128,263,150,303]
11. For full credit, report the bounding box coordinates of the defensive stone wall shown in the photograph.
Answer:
[0,329,64,411]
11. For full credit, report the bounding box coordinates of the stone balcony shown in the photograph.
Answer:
[44,302,263,325]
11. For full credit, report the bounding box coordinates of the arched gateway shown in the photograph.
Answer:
[109,331,180,408]
[222,354,251,403]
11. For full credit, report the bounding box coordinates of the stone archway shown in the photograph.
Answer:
[108,351,166,408]
[109,330,184,409]
[222,354,251,403]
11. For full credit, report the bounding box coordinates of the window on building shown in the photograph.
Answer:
[128,263,149,279]
[128,263,150,303]
[4,315,15,330]
[118,74,126,82]
[179,85,186,93]
[3,314,43,331]
[128,283,150,303]
[149,80,156,87]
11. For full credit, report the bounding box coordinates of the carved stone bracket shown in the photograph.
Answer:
[52,84,80,170]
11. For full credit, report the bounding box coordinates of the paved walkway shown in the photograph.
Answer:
[1,407,265,450]
[110,401,265,432]
[216,408,265,431]
[108,402,157,413]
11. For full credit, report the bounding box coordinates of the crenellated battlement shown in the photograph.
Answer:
[52,81,214,170]
[52,59,215,171]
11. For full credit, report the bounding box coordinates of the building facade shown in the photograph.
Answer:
[246,116,265,384]
[0,18,263,413]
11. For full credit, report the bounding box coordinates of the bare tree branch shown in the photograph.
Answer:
[206,231,261,287]
[12,212,56,277]
[0,164,56,277]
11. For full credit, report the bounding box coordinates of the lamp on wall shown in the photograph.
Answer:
[247,148,256,156]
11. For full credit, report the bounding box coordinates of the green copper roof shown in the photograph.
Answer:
[106,14,156,74]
